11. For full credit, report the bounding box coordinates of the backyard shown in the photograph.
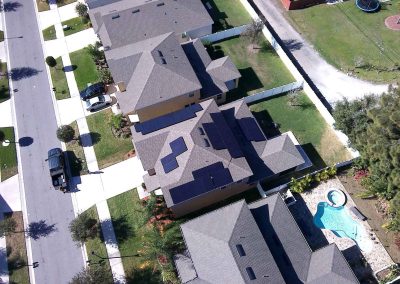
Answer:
[286,0,400,83]
[108,189,182,283]
[208,37,295,101]
[62,17,90,37]
[0,62,10,103]
[202,0,252,31]
[250,92,351,169]
[70,47,100,91]
[5,212,30,284]
[86,109,133,169]
[65,121,88,176]
[0,127,18,181]
[50,57,70,100]
[84,206,114,282]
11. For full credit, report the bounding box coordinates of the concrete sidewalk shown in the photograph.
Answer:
[252,0,388,103]
[0,100,13,127]
[0,175,22,212]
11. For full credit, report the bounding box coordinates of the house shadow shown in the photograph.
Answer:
[251,109,281,138]
[225,67,264,103]
[202,0,234,31]
[342,245,377,283]
[79,132,101,147]
[205,44,225,60]
[2,1,22,12]
[288,194,329,250]
[26,220,57,240]
[0,195,13,213]
[301,143,326,170]
[9,67,41,81]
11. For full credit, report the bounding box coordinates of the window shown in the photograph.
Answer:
[132,9,140,13]
[245,267,256,280]
[112,14,120,19]
[157,2,165,6]
[203,139,210,147]
[236,244,246,256]
[188,93,194,97]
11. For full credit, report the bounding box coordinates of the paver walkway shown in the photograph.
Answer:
[252,0,388,103]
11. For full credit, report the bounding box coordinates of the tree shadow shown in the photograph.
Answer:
[101,216,134,245]
[79,132,101,147]
[62,65,77,72]
[282,39,303,51]
[205,44,225,60]
[26,220,57,240]
[2,1,22,12]
[9,67,41,81]
[18,136,33,147]
[65,150,85,177]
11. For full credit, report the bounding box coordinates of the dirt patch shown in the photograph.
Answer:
[338,172,400,263]
[319,127,352,165]
[246,44,261,54]
[5,212,29,284]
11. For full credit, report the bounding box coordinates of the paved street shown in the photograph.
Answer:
[2,0,85,282]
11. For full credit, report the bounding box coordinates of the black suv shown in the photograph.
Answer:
[80,82,105,101]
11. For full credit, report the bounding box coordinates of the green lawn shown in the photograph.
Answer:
[107,189,163,283]
[208,37,295,101]
[0,62,10,103]
[50,57,70,100]
[6,212,29,284]
[0,30,4,42]
[66,121,88,176]
[85,206,114,282]
[86,109,133,169]
[70,47,100,91]
[62,17,90,37]
[202,0,252,31]
[250,92,351,169]
[287,0,400,83]
[36,0,49,11]
[42,25,56,41]
[0,127,18,181]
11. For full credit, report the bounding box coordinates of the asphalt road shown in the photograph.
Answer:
[3,0,85,282]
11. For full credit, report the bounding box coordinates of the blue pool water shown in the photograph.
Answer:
[313,202,372,252]
[327,191,342,206]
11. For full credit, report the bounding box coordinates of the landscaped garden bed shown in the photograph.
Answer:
[250,92,351,169]
[287,0,400,83]
[207,37,295,102]
[0,62,10,103]
[50,57,70,100]
[0,127,18,181]
[202,0,252,31]
[5,212,30,284]
[86,109,133,169]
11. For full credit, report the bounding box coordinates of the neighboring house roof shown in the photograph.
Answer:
[132,99,305,208]
[87,0,213,49]
[177,194,359,284]
[108,32,202,114]
[182,39,241,98]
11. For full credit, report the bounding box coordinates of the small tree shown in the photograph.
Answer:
[75,3,88,18]
[45,56,57,68]
[86,44,103,61]
[69,212,98,243]
[56,125,75,143]
[0,218,17,236]
[287,90,300,107]
[98,69,113,85]
[70,265,113,284]
[241,19,264,49]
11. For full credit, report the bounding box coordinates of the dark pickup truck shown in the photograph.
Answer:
[47,148,68,192]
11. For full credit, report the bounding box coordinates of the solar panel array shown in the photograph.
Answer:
[170,162,233,204]
[134,104,203,135]
[202,112,243,158]
[161,137,188,173]
[238,117,266,142]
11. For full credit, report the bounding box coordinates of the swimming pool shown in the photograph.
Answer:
[314,202,372,252]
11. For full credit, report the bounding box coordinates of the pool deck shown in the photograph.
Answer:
[296,178,394,276]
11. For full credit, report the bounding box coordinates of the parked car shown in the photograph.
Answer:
[47,148,68,192]
[85,94,112,112]
[80,82,105,101]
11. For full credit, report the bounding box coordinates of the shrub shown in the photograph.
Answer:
[0,218,16,236]
[56,125,75,143]
[110,114,123,130]
[45,56,57,68]
[290,174,313,193]
[68,212,98,243]
[75,3,88,18]
[86,44,103,61]
[98,69,113,85]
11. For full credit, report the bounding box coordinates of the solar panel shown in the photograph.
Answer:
[238,117,266,142]
[170,137,187,155]
[170,162,233,204]
[161,154,178,173]
[203,123,225,149]
[211,113,243,158]
[134,104,203,135]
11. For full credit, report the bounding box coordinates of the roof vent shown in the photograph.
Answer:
[112,14,120,19]
[245,267,256,280]
[161,58,167,64]
[132,9,140,13]
[157,2,165,6]
[198,127,205,135]
[236,244,246,256]
[157,50,164,57]
[203,138,210,147]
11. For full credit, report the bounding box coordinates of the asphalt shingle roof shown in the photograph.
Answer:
[177,194,359,284]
